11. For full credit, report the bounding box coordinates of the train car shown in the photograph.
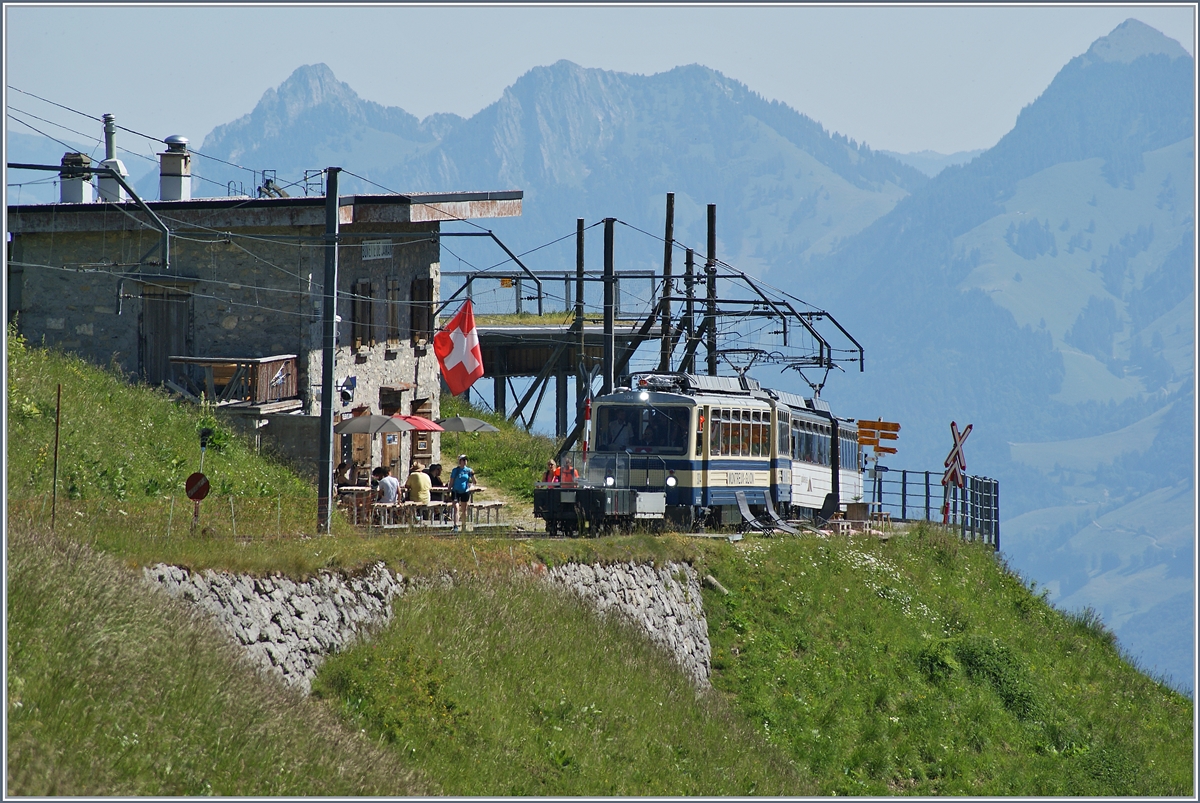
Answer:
[533,371,863,534]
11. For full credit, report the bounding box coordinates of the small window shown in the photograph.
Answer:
[362,239,393,261]
[386,277,401,342]
[351,278,372,348]
[410,277,433,342]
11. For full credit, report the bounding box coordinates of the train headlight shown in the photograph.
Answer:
[639,391,650,401]
[666,473,677,487]
[605,475,615,487]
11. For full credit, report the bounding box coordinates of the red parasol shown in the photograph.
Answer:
[391,414,444,432]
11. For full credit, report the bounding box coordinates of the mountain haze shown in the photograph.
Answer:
[774,19,1194,691]
[7,19,1192,692]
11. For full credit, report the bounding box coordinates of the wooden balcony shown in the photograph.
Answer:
[167,354,301,412]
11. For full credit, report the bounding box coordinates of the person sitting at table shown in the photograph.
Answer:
[425,463,444,487]
[373,466,400,504]
[334,461,351,490]
[406,461,432,505]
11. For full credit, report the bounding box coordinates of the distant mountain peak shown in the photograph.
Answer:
[267,63,360,121]
[1084,18,1190,65]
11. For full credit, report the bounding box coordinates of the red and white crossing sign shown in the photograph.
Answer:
[941,421,972,489]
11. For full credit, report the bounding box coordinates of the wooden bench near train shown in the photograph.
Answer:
[337,486,505,530]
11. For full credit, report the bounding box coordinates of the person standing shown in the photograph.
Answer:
[558,458,579,485]
[450,454,476,533]
[542,459,559,484]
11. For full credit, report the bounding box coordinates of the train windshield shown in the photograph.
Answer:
[595,405,690,454]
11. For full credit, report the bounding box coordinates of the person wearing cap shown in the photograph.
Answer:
[449,454,476,532]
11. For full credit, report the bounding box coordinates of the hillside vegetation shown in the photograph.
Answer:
[6,336,1193,795]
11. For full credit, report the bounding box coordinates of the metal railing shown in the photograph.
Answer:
[866,467,1000,551]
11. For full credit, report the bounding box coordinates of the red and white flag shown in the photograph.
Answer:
[433,300,484,396]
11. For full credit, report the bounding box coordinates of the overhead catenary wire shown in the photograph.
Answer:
[7,84,262,179]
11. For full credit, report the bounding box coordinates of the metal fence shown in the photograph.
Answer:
[866,468,1000,551]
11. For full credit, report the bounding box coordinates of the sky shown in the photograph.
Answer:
[3,4,1196,157]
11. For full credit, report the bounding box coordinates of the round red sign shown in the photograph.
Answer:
[185,472,210,501]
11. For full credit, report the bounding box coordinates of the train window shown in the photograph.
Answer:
[741,418,751,458]
[719,411,730,456]
[750,420,761,457]
[595,405,690,454]
[695,410,705,458]
[778,412,790,454]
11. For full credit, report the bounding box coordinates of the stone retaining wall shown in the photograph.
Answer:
[544,561,712,687]
[144,559,711,694]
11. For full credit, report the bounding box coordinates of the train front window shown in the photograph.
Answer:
[596,405,690,454]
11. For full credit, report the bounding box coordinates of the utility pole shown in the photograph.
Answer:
[681,248,695,374]
[316,167,340,534]
[659,193,674,372]
[602,218,615,394]
[576,218,586,408]
[706,203,718,376]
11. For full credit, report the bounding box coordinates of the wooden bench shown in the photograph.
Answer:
[469,500,504,525]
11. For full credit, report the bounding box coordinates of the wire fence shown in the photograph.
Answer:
[865,468,1000,551]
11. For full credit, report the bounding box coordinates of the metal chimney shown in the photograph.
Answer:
[159,135,191,201]
[59,152,94,203]
[96,113,129,202]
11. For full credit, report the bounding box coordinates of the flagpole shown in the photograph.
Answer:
[316,167,341,534]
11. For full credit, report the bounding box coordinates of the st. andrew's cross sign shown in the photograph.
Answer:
[941,421,972,489]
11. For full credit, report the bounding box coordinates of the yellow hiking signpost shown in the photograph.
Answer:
[857,419,900,455]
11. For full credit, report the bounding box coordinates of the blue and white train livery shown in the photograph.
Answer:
[536,371,863,533]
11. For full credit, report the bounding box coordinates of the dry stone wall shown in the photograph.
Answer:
[143,559,711,694]
[544,561,712,687]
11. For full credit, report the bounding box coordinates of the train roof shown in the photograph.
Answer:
[614,371,834,412]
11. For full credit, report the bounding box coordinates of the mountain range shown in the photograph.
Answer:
[6,19,1193,692]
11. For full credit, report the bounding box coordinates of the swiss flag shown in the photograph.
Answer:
[433,300,485,396]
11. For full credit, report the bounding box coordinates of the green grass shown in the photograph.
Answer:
[693,527,1193,795]
[312,576,809,795]
[6,525,427,796]
[6,331,1194,795]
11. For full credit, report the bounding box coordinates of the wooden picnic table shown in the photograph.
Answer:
[337,486,374,525]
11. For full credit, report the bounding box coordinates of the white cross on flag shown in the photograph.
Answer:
[433,300,485,396]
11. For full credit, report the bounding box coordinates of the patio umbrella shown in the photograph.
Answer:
[391,414,444,431]
[435,415,500,433]
[334,414,414,435]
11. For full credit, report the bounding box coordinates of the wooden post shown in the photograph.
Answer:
[51,383,61,530]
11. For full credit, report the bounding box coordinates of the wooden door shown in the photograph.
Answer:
[140,286,192,385]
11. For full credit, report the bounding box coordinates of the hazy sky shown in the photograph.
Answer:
[4,4,1196,155]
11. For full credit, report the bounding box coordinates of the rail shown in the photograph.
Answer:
[865,467,1000,551]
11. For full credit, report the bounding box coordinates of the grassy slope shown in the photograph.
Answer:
[696,528,1192,795]
[6,334,1194,795]
[6,526,426,796]
[313,577,808,795]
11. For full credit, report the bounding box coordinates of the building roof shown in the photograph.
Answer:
[7,190,523,233]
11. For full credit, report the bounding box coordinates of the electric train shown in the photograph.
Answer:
[533,371,863,534]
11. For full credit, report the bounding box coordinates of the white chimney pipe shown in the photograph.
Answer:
[159,135,191,201]
[97,113,128,202]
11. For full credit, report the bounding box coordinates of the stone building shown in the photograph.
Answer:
[6,151,520,478]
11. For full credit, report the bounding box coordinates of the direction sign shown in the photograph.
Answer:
[186,472,211,501]
[858,419,900,455]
